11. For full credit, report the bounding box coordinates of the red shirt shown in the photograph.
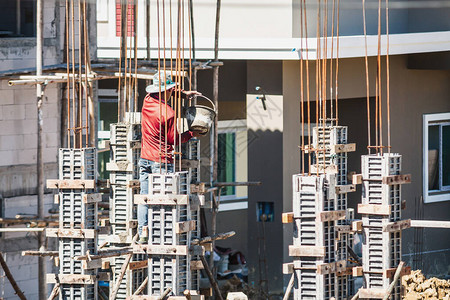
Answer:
[141,94,193,163]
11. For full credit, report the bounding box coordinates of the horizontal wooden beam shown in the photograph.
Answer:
[288,245,325,257]
[22,250,58,257]
[46,274,96,285]
[335,184,356,194]
[134,194,188,205]
[46,228,96,239]
[384,265,411,278]
[317,260,347,275]
[352,174,363,185]
[83,193,102,203]
[282,263,294,274]
[181,159,200,169]
[190,260,204,271]
[82,259,102,270]
[410,220,450,228]
[383,219,411,232]
[353,266,363,277]
[133,244,188,256]
[175,220,196,234]
[332,143,356,154]
[310,164,338,175]
[282,212,294,224]
[46,179,95,189]
[318,210,346,222]
[190,183,206,194]
[358,204,391,216]
[106,161,133,172]
[382,174,411,185]
[358,288,385,299]
[129,260,148,270]
[352,220,363,232]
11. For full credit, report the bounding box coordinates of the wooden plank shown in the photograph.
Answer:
[106,161,133,172]
[335,184,356,194]
[46,274,96,284]
[359,288,386,299]
[282,212,294,224]
[133,244,188,255]
[332,143,356,154]
[383,219,411,232]
[288,245,325,257]
[189,245,206,256]
[83,193,102,203]
[384,266,411,278]
[101,260,110,269]
[318,210,346,222]
[181,159,200,169]
[98,272,110,281]
[358,204,391,216]
[127,180,140,189]
[190,183,206,194]
[410,220,450,228]
[310,164,338,174]
[317,260,347,275]
[134,194,189,205]
[337,267,353,276]
[175,220,196,234]
[335,225,351,233]
[46,228,96,239]
[353,266,363,277]
[352,220,363,232]
[98,226,110,235]
[382,174,411,185]
[282,263,294,274]
[46,179,95,189]
[190,260,204,271]
[129,260,148,270]
[82,259,102,270]
[352,174,363,185]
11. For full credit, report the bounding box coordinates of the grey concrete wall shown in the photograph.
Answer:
[282,55,450,282]
[292,0,449,38]
[246,61,284,293]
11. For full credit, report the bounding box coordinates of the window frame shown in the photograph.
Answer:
[217,119,247,201]
[423,112,450,203]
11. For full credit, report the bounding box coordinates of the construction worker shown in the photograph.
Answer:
[138,71,201,243]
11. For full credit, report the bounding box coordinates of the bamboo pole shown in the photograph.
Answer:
[383,261,405,300]
[132,276,149,296]
[110,253,133,299]
[282,273,295,300]
[22,250,59,257]
[0,252,27,300]
[200,255,224,300]
[158,287,172,300]
[47,283,60,300]
[191,231,235,245]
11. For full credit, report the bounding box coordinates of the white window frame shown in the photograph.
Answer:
[423,112,450,203]
[217,119,247,201]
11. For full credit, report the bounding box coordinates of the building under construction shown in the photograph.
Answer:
[0,0,449,299]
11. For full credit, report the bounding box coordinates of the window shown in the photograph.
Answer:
[217,119,248,200]
[0,0,36,37]
[115,0,135,37]
[423,113,450,203]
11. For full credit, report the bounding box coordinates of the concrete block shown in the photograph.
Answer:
[43,146,58,163]
[0,150,18,166]
[14,88,36,104]
[0,135,24,151]
[17,149,37,165]
[45,132,59,148]
[0,89,15,104]
[42,117,59,133]
[25,103,38,119]
[43,102,59,118]
[3,104,25,120]
[22,134,38,149]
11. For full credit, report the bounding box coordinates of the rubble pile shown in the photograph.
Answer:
[402,270,450,300]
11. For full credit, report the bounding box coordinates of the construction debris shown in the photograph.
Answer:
[402,270,450,300]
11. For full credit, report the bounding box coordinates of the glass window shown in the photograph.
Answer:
[0,0,36,37]
[423,113,450,203]
[218,132,236,196]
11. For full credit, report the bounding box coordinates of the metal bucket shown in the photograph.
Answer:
[185,95,217,134]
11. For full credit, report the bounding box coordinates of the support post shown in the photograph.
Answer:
[382,261,405,300]
[0,252,27,300]
[282,273,295,300]
[36,0,47,298]
[200,255,224,300]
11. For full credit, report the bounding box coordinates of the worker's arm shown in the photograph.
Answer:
[165,116,195,145]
